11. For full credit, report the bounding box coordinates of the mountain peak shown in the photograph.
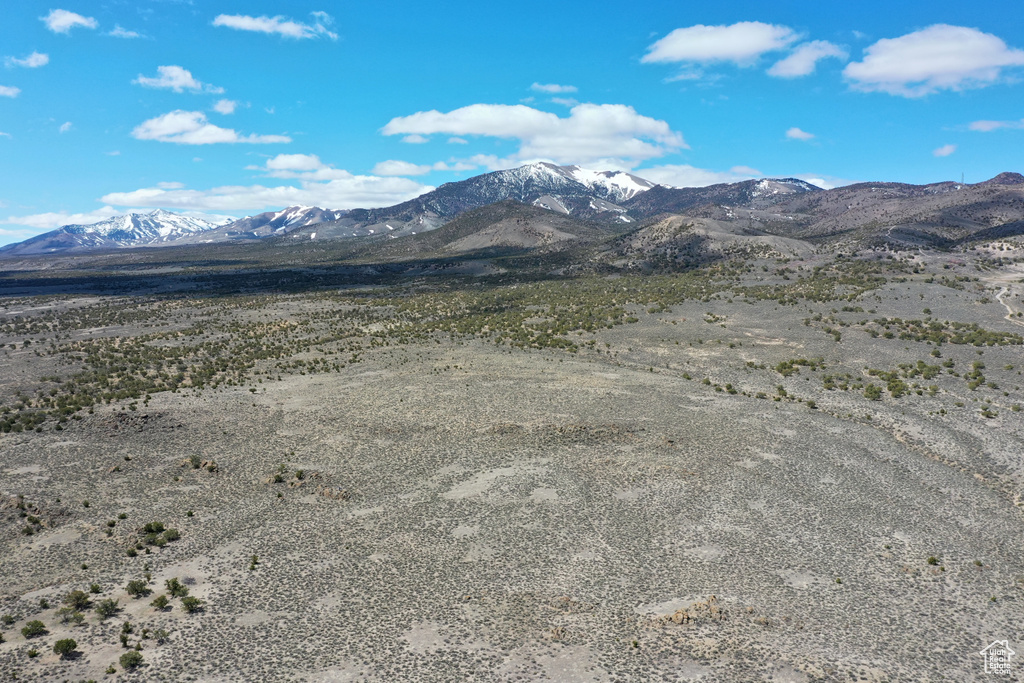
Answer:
[981,172,1024,186]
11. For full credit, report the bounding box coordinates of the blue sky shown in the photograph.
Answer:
[1,1,1023,245]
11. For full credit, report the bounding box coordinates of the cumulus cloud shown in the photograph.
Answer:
[785,127,815,141]
[101,168,429,213]
[131,110,291,145]
[109,25,142,39]
[212,12,338,40]
[643,22,797,65]
[2,206,123,230]
[635,164,761,188]
[134,66,223,94]
[0,85,20,98]
[382,103,686,168]
[969,118,1024,132]
[41,9,97,34]
[401,134,429,144]
[372,160,433,176]
[213,99,238,115]
[5,52,49,68]
[768,41,848,77]
[370,159,477,176]
[531,83,577,93]
[933,144,957,157]
[448,137,468,144]
[844,25,1024,97]
[59,121,72,134]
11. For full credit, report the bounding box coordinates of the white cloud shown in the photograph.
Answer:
[0,85,20,98]
[3,206,122,230]
[768,41,848,78]
[792,174,858,190]
[89,153,429,211]
[106,150,120,156]
[933,144,957,157]
[635,164,761,188]
[447,137,468,144]
[41,9,98,34]
[212,13,337,40]
[0,131,11,138]
[382,103,686,168]
[109,25,142,39]
[531,83,577,93]
[969,118,1024,132]
[369,159,476,176]
[785,127,815,141]
[372,160,433,176]
[131,110,291,145]
[844,25,1024,97]
[213,99,238,115]
[134,66,222,94]
[643,22,797,65]
[100,172,430,212]
[59,121,72,134]
[401,134,429,144]
[551,97,578,107]
[5,52,49,68]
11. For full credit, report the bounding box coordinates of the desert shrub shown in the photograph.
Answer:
[125,580,150,598]
[162,528,180,542]
[2,614,16,625]
[142,521,165,534]
[55,607,85,625]
[21,620,47,638]
[53,638,77,658]
[180,596,203,613]
[165,578,188,598]
[95,598,120,619]
[64,589,91,610]
[151,595,169,610]
[120,650,143,670]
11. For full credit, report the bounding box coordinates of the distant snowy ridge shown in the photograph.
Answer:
[64,209,232,241]
[0,209,233,255]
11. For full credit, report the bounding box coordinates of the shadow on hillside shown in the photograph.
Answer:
[0,248,581,299]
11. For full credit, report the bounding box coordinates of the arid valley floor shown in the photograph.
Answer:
[1,241,1023,681]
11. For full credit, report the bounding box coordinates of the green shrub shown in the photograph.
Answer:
[53,638,77,658]
[180,596,203,613]
[64,589,91,610]
[95,598,120,619]
[125,580,150,598]
[55,607,85,625]
[165,578,188,598]
[21,620,47,638]
[150,595,169,610]
[120,650,143,670]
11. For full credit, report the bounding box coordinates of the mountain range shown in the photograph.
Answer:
[2,165,1023,258]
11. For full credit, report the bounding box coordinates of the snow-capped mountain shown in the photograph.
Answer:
[0,209,232,256]
[280,163,659,240]
[547,164,656,202]
[181,206,349,243]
